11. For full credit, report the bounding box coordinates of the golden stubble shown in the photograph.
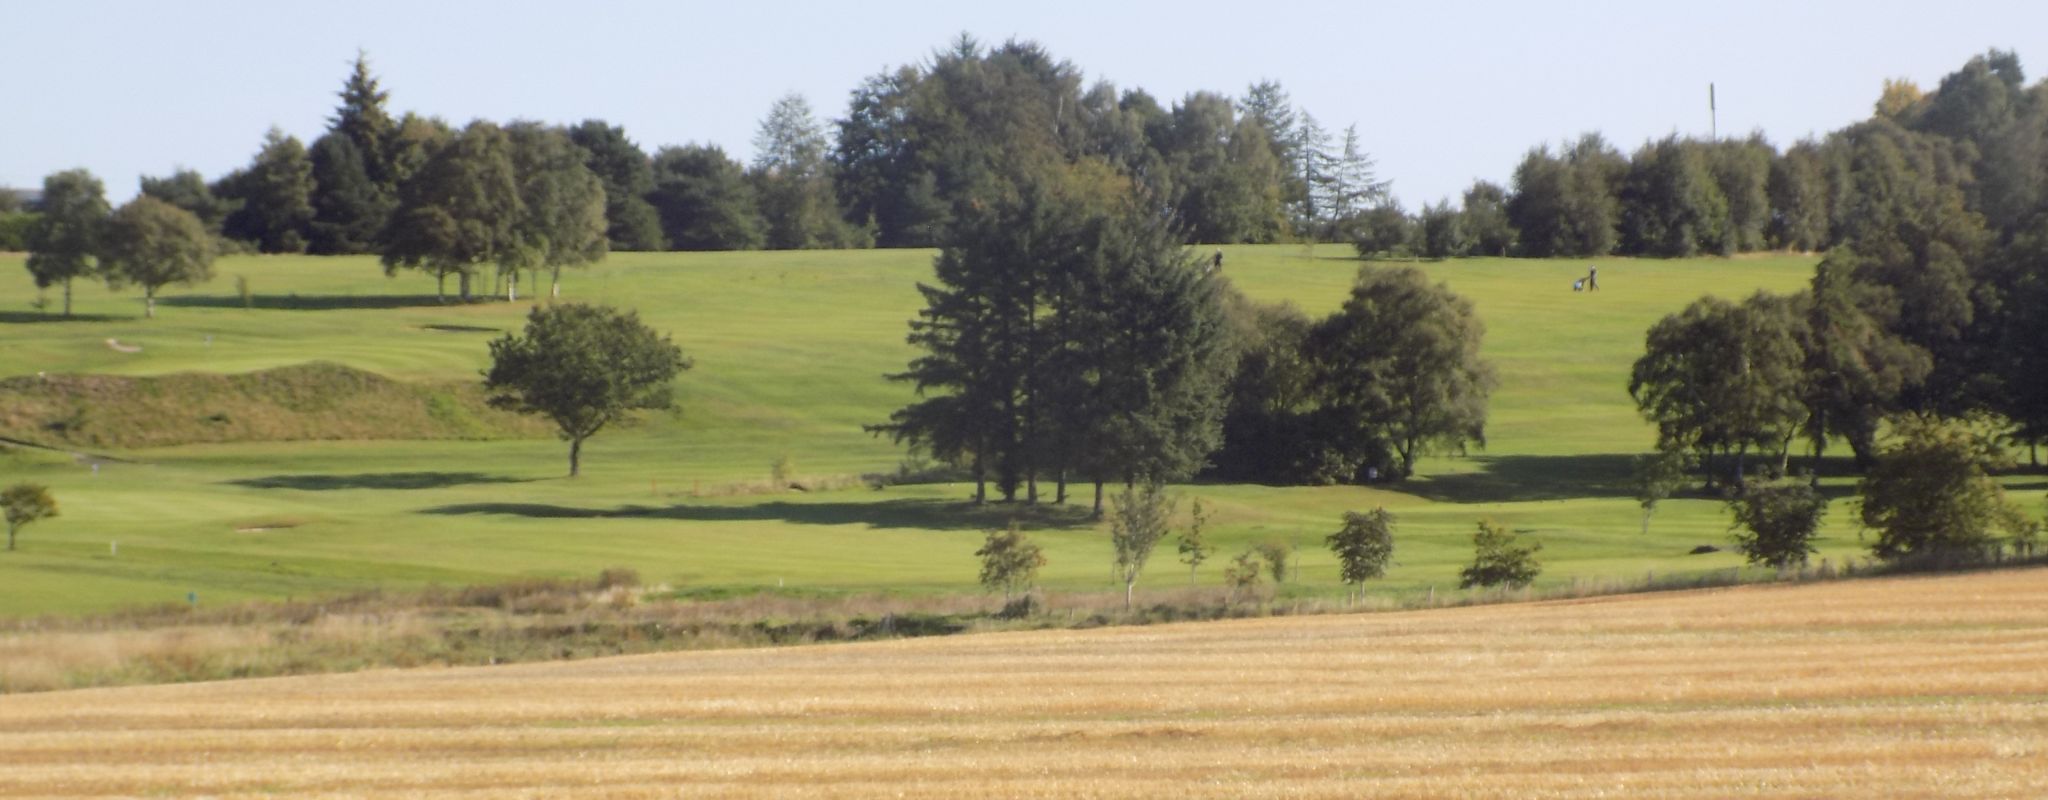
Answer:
[3,569,2046,798]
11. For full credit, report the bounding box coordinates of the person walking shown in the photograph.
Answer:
[1586,265,1599,291]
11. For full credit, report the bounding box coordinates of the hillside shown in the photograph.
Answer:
[2,568,2042,797]
[2,246,2036,618]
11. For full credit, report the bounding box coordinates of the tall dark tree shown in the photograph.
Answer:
[1617,136,1727,257]
[98,196,215,318]
[307,133,391,254]
[139,169,239,234]
[24,169,109,317]
[566,120,665,251]
[218,127,315,253]
[330,50,397,187]
[1507,135,1621,258]
[1797,256,1930,469]
[1708,135,1775,253]
[1766,142,1831,251]
[1312,265,1496,480]
[649,144,764,251]
[381,120,523,301]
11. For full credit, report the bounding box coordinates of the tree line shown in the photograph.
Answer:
[1367,50,2048,262]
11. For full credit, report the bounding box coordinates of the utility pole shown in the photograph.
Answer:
[1710,83,1718,140]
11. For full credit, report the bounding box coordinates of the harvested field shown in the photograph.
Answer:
[3,569,2046,798]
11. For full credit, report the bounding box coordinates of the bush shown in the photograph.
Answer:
[1459,519,1541,589]
[1859,419,2031,560]
[1727,479,1826,569]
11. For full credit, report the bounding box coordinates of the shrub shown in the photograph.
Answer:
[1727,479,1827,569]
[1459,519,1541,589]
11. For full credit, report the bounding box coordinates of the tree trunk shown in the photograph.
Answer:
[145,289,156,319]
[7,523,15,551]
[972,452,986,505]
[1092,480,1104,517]
[63,278,73,318]
[1641,508,1651,536]
[436,273,447,303]
[459,272,472,301]
[551,266,562,299]
[568,437,583,478]
[1124,579,1134,611]
[1055,469,1067,504]
[1734,446,1747,488]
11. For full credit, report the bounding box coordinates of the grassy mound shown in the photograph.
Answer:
[0,361,546,449]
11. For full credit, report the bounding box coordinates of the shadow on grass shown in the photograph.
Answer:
[1401,454,1870,505]
[0,311,132,324]
[230,472,535,491]
[420,497,1099,531]
[160,294,461,311]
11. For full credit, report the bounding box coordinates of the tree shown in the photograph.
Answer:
[1313,265,1496,480]
[331,50,397,187]
[1727,479,1827,570]
[1109,483,1176,610]
[24,169,109,317]
[1326,124,1387,230]
[976,522,1045,603]
[1416,198,1469,258]
[1177,497,1212,585]
[1,483,57,552]
[1223,549,1264,602]
[1255,540,1292,585]
[483,304,689,477]
[566,120,666,251]
[1798,257,1930,469]
[1630,293,1807,486]
[139,169,239,234]
[218,127,315,253]
[1616,136,1727,257]
[1327,508,1395,602]
[98,196,215,318]
[1767,142,1831,251]
[1630,446,1695,535]
[1858,418,2030,560]
[1349,201,1412,258]
[1461,181,1515,257]
[751,93,857,249]
[649,144,764,251]
[505,123,608,298]
[381,120,523,301]
[1507,135,1622,258]
[307,133,392,254]
[1459,518,1541,589]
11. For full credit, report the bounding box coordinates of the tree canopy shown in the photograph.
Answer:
[483,304,690,477]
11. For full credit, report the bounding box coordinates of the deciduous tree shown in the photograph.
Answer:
[1,483,57,552]
[1727,479,1827,569]
[1459,519,1541,589]
[99,196,216,318]
[1327,508,1395,602]
[24,169,109,317]
[483,304,688,477]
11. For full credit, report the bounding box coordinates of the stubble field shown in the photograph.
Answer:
[3,567,2044,797]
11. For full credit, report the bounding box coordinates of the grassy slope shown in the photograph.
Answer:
[0,247,2038,615]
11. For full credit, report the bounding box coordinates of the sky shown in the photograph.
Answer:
[7,0,2048,209]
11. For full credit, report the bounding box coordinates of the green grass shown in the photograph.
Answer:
[0,246,2039,616]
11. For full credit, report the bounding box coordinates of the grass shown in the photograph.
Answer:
[0,246,2040,617]
[2,568,2044,796]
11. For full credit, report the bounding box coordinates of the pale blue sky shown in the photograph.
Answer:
[6,1,2046,209]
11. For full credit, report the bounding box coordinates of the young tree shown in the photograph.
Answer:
[1223,548,1264,602]
[24,169,109,317]
[1459,519,1541,589]
[483,304,689,477]
[1255,539,1292,585]
[1109,483,1176,610]
[1727,479,1827,569]
[1176,497,1213,585]
[98,196,216,318]
[1630,446,1696,534]
[1858,418,2031,560]
[1,483,57,552]
[976,522,1045,603]
[1313,265,1496,480]
[1327,508,1396,602]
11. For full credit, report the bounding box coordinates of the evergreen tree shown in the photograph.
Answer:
[218,127,315,253]
[307,133,392,254]
[331,50,397,187]
[24,169,109,317]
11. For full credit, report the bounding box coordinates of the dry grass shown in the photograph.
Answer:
[3,569,2046,797]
